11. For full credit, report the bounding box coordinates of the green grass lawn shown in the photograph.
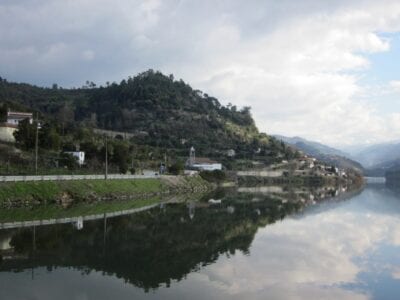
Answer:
[0,178,163,205]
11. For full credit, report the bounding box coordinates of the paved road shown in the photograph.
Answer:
[0,173,160,182]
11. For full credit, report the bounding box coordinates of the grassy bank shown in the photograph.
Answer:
[0,176,213,208]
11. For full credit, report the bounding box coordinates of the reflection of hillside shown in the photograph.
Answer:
[236,184,354,207]
[0,193,303,291]
[386,181,400,194]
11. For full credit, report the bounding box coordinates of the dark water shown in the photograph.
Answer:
[1,184,400,300]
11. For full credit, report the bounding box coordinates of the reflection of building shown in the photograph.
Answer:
[0,235,12,251]
[73,218,84,230]
[187,202,196,220]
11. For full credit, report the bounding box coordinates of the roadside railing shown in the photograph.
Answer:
[0,173,160,182]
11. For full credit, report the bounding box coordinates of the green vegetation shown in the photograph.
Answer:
[0,70,296,175]
[0,196,162,223]
[0,175,213,208]
[0,178,163,207]
[275,135,364,173]
[199,170,227,183]
[237,175,328,186]
[1,190,304,291]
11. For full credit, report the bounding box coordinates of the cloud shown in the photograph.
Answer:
[182,187,400,299]
[1,0,400,145]
[389,80,400,92]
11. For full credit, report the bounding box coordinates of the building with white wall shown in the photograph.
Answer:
[0,111,34,143]
[6,111,33,127]
[189,157,222,171]
[64,151,85,166]
[186,146,222,171]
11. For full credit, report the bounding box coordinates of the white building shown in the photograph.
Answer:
[65,151,85,166]
[6,111,33,127]
[186,146,222,171]
[226,149,236,157]
[190,157,222,171]
[0,111,34,143]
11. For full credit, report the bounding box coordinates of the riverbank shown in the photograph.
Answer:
[0,175,213,208]
[237,173,364,187]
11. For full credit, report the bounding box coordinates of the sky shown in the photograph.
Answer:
[1,0,400,147]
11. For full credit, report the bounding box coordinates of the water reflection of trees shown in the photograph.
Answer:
[0,187,342,291]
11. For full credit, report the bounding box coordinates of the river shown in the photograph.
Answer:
[0,183,399,300]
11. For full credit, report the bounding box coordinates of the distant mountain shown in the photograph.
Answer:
[349,142,400,169]
[365,159,400,177]
[274,136,348,157]
[274,135,364,172]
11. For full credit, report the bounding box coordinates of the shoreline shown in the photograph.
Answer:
[0,175,213,209]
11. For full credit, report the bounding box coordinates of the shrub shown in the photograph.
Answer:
[199,170,226,183]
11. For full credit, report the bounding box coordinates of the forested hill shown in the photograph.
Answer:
[0,70,294,160]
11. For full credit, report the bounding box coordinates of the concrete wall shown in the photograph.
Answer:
[93,128,136,140]
[0,126,16,143]
[237,170,283,177]
[193,163,222,171]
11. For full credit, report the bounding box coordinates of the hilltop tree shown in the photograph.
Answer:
[112,142,129,174]
[39,123,61,151]
[0,103,8,122]
[14,119,37,150]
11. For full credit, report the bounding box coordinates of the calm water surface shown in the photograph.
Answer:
[1,184,400,300]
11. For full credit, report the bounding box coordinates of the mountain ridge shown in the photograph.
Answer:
[274,135,364,172]
[0,70,296,167]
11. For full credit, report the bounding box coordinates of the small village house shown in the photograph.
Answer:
[6,111,33,127]
[186,146,222,171]
[189,157,222,171]
[0,110,34,143]
[64,151,85,166]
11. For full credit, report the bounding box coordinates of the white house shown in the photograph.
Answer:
[190,157,222,171]
[6,111,33,127]
[186,146,222,171]
[65,151,85,166]
[0,111,34,143]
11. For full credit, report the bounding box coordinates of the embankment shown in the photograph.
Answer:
[237,173,364,187]
[0,175,213,208]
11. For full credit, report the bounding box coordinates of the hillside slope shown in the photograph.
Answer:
[350,142,400,169]
[0,71,294,163]
[275,135,364,172]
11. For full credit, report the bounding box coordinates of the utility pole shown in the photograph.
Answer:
[105,135,108,180]
[31,225,36,280]
[35,113,39,175]
[163,153,167,174]
[103,213,107,257]
[131,152,134,173]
